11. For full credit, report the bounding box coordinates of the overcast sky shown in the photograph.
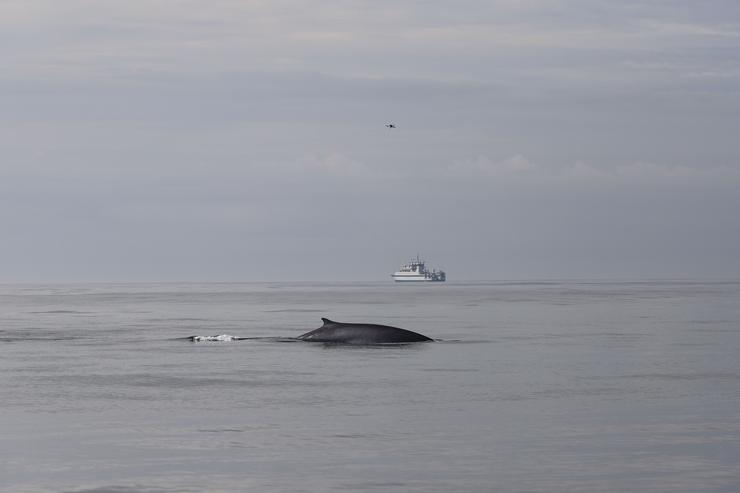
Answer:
[1,0,739,281]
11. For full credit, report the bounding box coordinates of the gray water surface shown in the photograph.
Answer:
[1,281,739,492]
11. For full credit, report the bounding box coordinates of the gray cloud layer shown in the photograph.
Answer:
[2,1,739,280]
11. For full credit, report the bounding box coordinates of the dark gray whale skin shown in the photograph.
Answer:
[297,318,433,344]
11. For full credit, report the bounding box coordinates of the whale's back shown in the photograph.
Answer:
[297,318,432,344]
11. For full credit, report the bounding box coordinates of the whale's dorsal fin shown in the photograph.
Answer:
[321,318,337,326]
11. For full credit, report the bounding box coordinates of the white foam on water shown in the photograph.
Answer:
[191,334,238,342]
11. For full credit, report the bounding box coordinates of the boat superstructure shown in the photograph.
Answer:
[391,255,446,282]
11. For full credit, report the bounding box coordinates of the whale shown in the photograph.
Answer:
[296,318,433,344]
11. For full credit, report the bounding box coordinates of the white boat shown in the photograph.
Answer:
[391,255,446,282]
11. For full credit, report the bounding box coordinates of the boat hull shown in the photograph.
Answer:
[392,274,443,282]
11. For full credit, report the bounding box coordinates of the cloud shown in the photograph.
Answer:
[297,152,370,177]
[449,155,740,188]
[1,1,739,280]
[2,0,739,88]
[450,154,539,177]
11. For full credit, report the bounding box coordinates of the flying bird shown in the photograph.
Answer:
[386,123,396,129]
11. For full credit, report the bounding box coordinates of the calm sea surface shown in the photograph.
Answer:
[1,281,739,493]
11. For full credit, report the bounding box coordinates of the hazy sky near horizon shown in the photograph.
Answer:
[2,0,740,281]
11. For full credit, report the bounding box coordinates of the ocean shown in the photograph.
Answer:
[1,281,739,493]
